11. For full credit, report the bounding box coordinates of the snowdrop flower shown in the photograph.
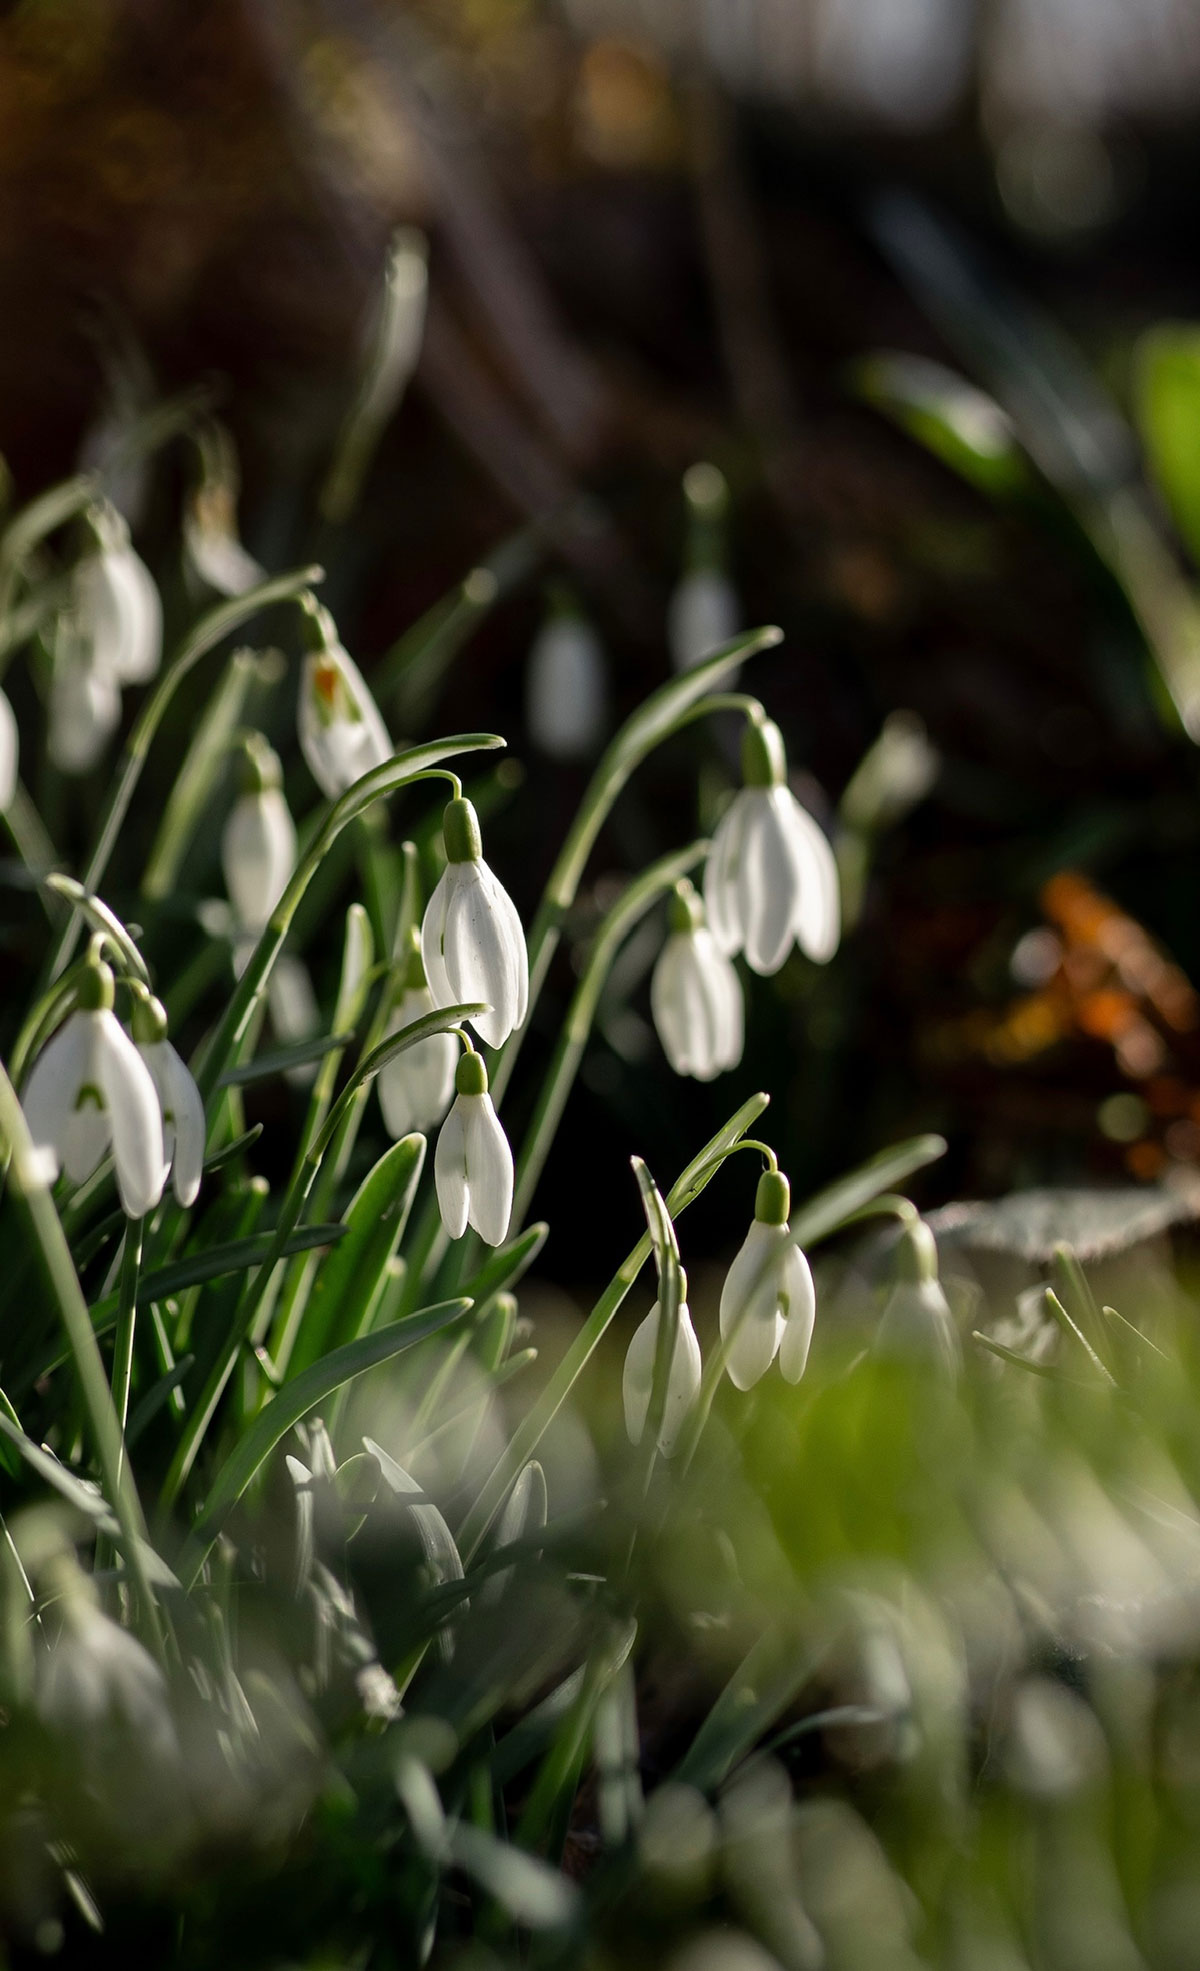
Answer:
[73,502,162,685]
[704,711,840,974]
[185,482,264,597]
[668,567,739,673]
[0,687,17,808]
[132,990,205,1208]
[435,1049,514,1246]
[622,1270,703,1457]
[720,1169,816,1390]
[422,796,528,1050]
[650,880,743,1081]
[525,595,607,759]
[297,601,392,801]
[379,929,458,1138]
[22,955,165,1217]
[221,735,297,931]
[48,626,122,774]
[875,1219,959,1381]
[668,462,739,673]
[36,1554,179,1770]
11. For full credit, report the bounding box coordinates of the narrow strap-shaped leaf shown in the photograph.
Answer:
[672,1627,825,1792]
[216,1032,354,1088]
[0,1413,179,1593]
[284,1135,426,1377]
[789,1133,947,1248]
[176,1298,472,1589]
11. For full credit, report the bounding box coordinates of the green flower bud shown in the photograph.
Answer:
[455,1049,489,1097]
[740,713,787,790]
[129,990,169,1046]
[77,957,115,1013]
[754,1169,790,1227]
[443,796,482,865]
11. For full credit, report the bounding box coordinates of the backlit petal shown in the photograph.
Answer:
[96,1013,164,1217]
[777,1244,817,1384]
[720,1220,787,1390]
[434,1098,470,1239]
[463,1092,514,1246]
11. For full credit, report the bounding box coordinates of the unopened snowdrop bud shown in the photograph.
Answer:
[221,734,297,931]
[297,598,392,801]
[435,1049,514,1246]
[422,797,529,1050]
[720,1169,816,1390]
[0,687,16,809]
[73,502,162,685]
[525,592,607,759]
[48,628,122,774]
[650,880,743,1081]
[875,1219,959,1380]
[704,711,840,974]
[22,955,165,1217]
[131,991,205,1208]
[668,463,739,673]
[184,426,264,597]
[379,929,459,1138]
[622,1269,703,1457]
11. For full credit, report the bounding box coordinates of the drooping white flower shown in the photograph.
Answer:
[875,1219,959,1381]
[435,1050,514,1246]
[668,461,739,673]
[297,603,392,801]
[622,1275,703,1457]
[48,629,123,774]
[720,1169,816,1390]
[704,712,840,975]
[73,503,162,686]
[525,602,606,759]
[668,567,739,673]
[650,881,743,1081]
[132,991,205,1208]
[379,931,458,1138]
[22,958,165,1218]
[185,484,264,597]
[37,1560,180,1769]
[221,735,297,931]
[0,687,17,809]
[422,796,528,1051]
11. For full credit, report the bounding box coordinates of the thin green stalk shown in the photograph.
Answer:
[47,566,323,981]
[0,1064,164,1660]
[510,840,709,1232]
[111,1217,144,1442]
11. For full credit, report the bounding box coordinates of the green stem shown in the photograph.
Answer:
[111,1217,143,1442]
[0,1065,164,1661]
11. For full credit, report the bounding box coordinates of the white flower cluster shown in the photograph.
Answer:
[649,710,841,1084]
[22,959,203,1218]
[50,502,162,775]
[623,1166,817,1458]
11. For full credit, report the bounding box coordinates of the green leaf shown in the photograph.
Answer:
[855,351,1029,498]
[286,1135,427,1377]
[216,1032,354,1089]
[790,1133,947,1249]
[43,876,151,986]
[673,1627,825,1792]
[138,1224,347,1305]
[1135,325,1200,567]
[176,1299,473,1589]
[458,1222,548,1320]
[365,1436,465,1593]
[0,1413,179,1592]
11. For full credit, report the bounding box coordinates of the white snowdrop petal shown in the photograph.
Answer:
[48,652,122,774]
[379,988,458,1137]
[668,569,738,673]
[702,929,744,1072]
[776,789,840,965]
[114,547,162,683]
[738,790,800,977]
[298,647,391,801]
[185,517,263,597]
[434,1099,470,1239]
[876,1279,959,1380]
[0,689,17,810]
[651,931,743,1081]
[269,956,319,1044]
[161,1040,206,1207]
[720,1221,788,1391]
[704,797,749,958]
[480,863,529,1030]
[222,788,296,931]
[96,1014,165,1217]
[420,871,457,1011]
[59,1015,113,1187]
[622,1299,702,1456]
[526,618,606,758]
[443,863,524,1048]
[650,938,697,1077]
[462,1093,514,1246]
[777,1244,817,1384]
[22,1017,92,1181]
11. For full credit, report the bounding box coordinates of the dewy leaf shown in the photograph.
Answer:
[177,1298,472,1589]
[1136,324,1200,569]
